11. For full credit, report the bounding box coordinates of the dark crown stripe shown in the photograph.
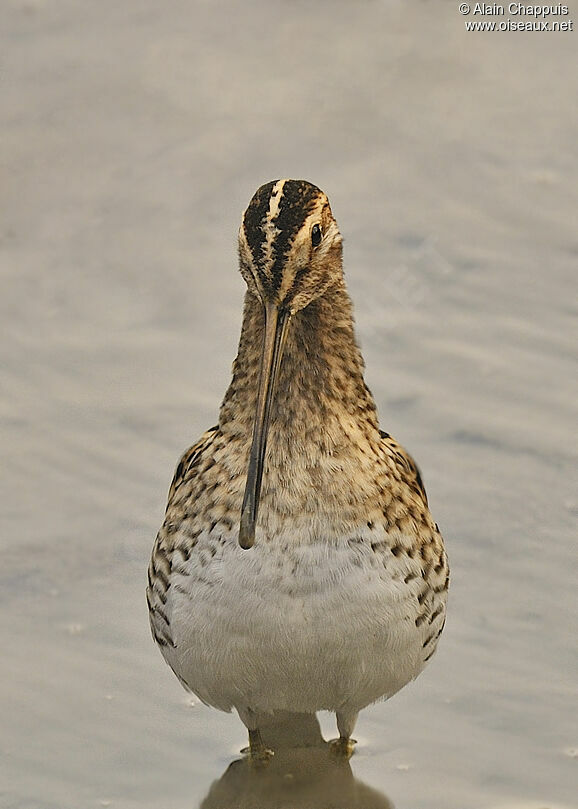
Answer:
[243,180,279,264]
[269,181,321,290]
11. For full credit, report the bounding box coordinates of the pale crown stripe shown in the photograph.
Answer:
[261,179,286,279]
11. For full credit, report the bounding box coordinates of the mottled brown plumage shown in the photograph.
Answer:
[147,179,448,760]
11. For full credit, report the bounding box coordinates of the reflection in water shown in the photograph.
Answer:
[199,713,394,809]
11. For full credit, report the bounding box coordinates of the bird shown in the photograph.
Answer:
[147,179,449,762]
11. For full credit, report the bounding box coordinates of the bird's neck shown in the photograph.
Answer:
[219,280,380,458]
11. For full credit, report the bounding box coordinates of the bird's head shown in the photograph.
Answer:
[238,179,343,314]
[236,179,343,549]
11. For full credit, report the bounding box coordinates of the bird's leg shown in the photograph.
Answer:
[329,736,356,758]
[237,707,274,765]
[329,710,358,759]
[244,728,274,766]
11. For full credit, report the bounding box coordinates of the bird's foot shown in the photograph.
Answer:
[241,729,274,768]
[329,736,357,759]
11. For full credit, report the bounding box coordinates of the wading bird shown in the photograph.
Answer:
[147,179,449,761]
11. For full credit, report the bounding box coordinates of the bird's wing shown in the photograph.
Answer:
[147,425,219,651]
[379,429,429,506]
[165,424,219,510]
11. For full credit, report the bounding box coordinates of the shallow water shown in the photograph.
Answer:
[1,1,577,807]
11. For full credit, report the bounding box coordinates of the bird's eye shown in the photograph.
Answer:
[311,224,322,248]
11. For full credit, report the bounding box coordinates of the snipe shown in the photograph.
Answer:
[147,179,449,761]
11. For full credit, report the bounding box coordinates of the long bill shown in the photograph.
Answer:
[238,301,290,549]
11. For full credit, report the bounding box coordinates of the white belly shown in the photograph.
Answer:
[158,530,431,717]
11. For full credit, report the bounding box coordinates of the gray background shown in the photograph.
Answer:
[2,1,576,807]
